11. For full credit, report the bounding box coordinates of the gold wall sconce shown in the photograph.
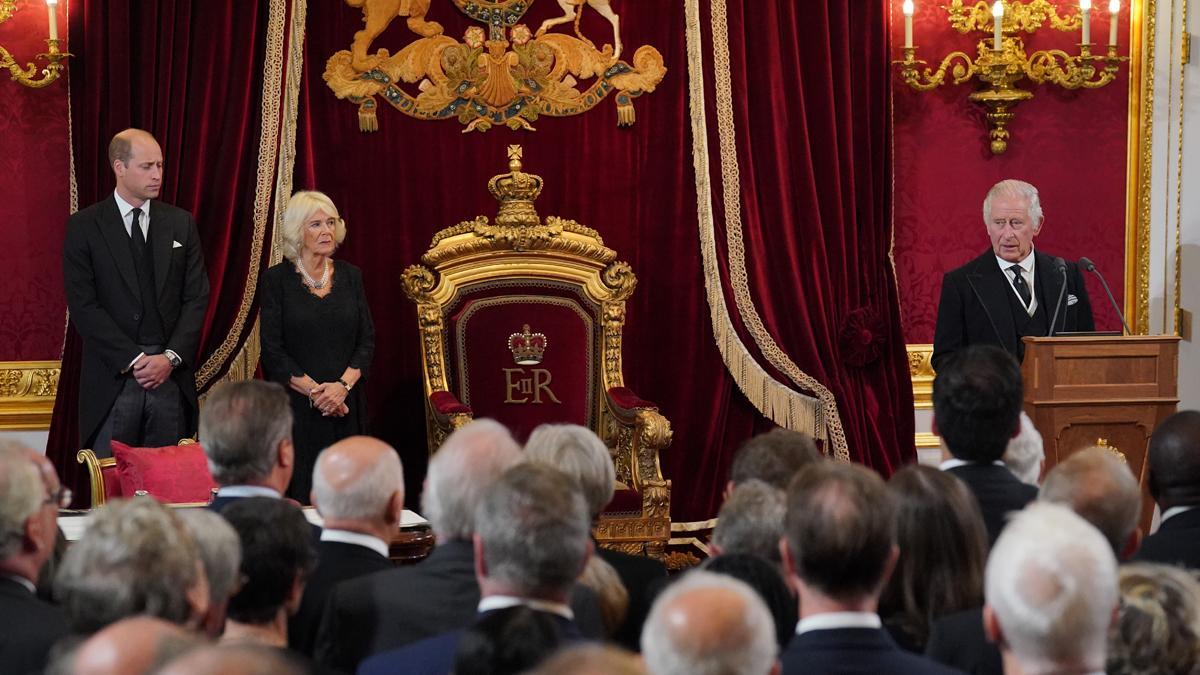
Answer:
[895,0,1127,154]
[1,0,68,88]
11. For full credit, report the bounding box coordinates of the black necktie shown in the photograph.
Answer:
[1009,264,1032,309]
[130,208,147,253]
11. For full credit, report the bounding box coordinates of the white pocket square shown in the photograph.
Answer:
[172,240,183,248]
[1067,294,1079,306]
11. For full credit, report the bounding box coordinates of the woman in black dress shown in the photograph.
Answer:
[260,190,374,503]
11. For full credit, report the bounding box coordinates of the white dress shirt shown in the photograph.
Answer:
[477,595,574,620]
[113,191,150,240]
[319,528,389,558]
[214,485,282,499]
[795,611,882,636]
[995,249,1037,315]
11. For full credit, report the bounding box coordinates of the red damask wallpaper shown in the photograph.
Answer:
[891,0,1131,343]
[0,1,70,360]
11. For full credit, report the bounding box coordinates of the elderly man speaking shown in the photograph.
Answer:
[932,179,1094,370]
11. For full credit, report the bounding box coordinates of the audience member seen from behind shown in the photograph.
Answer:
[358,463,594,675]
[1137,410,1200,569]
[1107,562,1200,675]
[727,428,823,495]
[702,553,798,651]
[452,605,567,675]
[156,643,309,675]
[55,497,208,635]
[524,643,645,675]
[177,509,242,639]
[1001,412,1044,486]
[933,344,1035,545]
[641,570,779,675]
[69,616,203,675]
[778,462,961,675]
[711,480,787,564]
[879,465,989,653]
[220,497,316,651]
[201,380,296,511]
[1039,445,1143,559]
[0,444,69,673]
[983,503,1118,675]
[524,423,665,647]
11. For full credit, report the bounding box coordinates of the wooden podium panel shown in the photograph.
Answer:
[1022,335,1180,532]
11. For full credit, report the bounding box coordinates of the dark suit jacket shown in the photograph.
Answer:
[946,463,1037,546]
[289,539,392,656]
[1134,507,1200,569]
[207,493,323,540]
[932,250,1093,370]
[313,540,604,673]
[63,195,210,444]
[925,608,1002,675]
[781,626,966,674]
[597,543,668,649]
[357,609,582,675]
[0,576,69,675]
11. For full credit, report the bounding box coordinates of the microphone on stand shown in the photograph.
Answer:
[1047,257,1068,336]
[1079,256,1132,335]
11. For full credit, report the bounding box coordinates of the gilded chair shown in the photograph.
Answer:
[76,438,215,508]
[402,147,672,558]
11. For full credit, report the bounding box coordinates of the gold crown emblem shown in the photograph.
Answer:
[488,145,544,229]
[508,324,548,365]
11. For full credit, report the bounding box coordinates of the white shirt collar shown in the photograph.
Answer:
[319,529,389,558]
[995,248,1036,274]
[796,612,882,635]
[939,458,1006,471]
[215,485,281,499]
[113,190,150,237]
[2,574,36,594]
[477,595,574,621]
[1161,505,1198,525]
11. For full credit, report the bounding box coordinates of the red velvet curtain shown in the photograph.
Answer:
[47,0,280,506]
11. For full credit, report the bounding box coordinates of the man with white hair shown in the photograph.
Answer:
[711,480,787,563]
[0,444,69,672]
[178,509,242,638]
[1001,412,1044,486]
[641,570,779,675]
[983,502,1118,675]
[933,179,1094,370]
[289,435,402,655]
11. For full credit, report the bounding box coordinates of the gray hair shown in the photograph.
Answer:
[641,570,778,675]
[1039,446,1142,556]
[983,179,1044,226]
[1107,563,1200,675]
[178,509,242,606]
[474,463,590,598]
[200,380,293,485]
[1003,412,1045,486]
[54,498,200,634]
[0,446,44,559]
[986,502,1117,673]
[278,190,346,263]
[712,480,786,562]
[524,423,615,517]
[312,443,404,521]
[422,419,523,541]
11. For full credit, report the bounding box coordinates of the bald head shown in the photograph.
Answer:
[1039,447,1141,556]
[641,571,777,675]
[157,644,306,675]
[74,617,201,675]
[108,128,163,205]
[312,436,404,534]
[1148,410,1200,509]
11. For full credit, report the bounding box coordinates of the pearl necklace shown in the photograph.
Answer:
[297,258,331,289]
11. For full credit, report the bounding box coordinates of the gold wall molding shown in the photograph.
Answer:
[0,361,60,430]
[908,344,935,409]
[1128,0,1155,333]
[915,432,942,449]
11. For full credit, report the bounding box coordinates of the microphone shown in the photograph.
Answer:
[1047,257,1068,337]
[1078,256,1132,335]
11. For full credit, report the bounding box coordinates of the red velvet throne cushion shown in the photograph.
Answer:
[111,441,218,503]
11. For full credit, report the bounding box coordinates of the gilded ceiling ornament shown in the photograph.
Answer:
[325,0,666,132]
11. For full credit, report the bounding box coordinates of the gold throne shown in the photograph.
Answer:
[402,146,672,558]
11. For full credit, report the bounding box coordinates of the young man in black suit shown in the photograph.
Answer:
[933,344,1036,546]
[289,435,402,655]
[778,462,961,675]
[1136,410,1200,569]
[932,179,1093,371]
[63,128,210,456]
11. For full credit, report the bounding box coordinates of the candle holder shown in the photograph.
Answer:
[895,0,1127,154]
[1,0,70,89]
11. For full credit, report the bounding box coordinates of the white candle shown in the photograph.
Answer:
[903,0,914,49]
[45,0,58,41]
[992,1,1003,51]
[1080,0,1091,44]
[1109,0,1120,46]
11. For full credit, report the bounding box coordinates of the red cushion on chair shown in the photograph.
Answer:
[603,488,644,516]
[607,387,656,411]
[110,441,218,504]
[430,390,472,416]
[101,463,123,502]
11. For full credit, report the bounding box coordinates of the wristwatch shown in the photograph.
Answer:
[164,350,182,369]
[337,378,353,392]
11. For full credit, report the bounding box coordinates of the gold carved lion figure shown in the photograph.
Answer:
[346,0,444,71]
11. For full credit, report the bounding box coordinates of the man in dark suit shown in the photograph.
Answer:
[359,463,594,675]
[200,380,296,512]
[313,420,602,672]
[778,462,961,675]
[934,345,1036,546]
[63,128,209,456]
[0,445,69,674]
[289,435,401,655]
[933,179,1093,371]
[1135,410,1200,569]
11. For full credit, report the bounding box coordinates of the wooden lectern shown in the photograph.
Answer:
[1021,334,1180,531]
